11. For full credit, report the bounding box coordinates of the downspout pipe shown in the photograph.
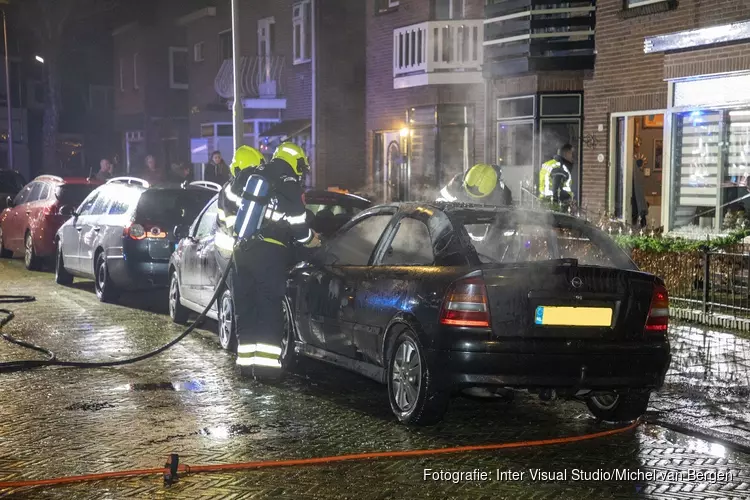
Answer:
[310,0,317,188]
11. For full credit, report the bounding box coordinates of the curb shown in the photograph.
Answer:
[646,417,750,456]
[670,307,750,332]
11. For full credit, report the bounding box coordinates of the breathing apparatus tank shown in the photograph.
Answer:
[235,174,271,241]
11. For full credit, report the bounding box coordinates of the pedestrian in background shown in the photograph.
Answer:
[94,158,114,182]
[169,161,192,186]
[205,150,230,185]
[142,155,166,185]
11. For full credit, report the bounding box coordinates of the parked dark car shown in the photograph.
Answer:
[54,177,217,303]
[172,202,671,426]
[168,189,371,351]
[0,175,101,269]
[0,170,26,211]
[303,190,372,236]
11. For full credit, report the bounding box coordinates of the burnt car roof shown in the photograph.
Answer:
[303,190,372,207]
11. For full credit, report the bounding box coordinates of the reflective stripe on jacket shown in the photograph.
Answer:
[539,159,572,198]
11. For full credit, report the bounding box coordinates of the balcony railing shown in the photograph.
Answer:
[393,20,483,88]
[484,0,596,77]
[214,55,285,100]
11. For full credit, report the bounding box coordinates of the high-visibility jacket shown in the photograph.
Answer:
[437,172,513,206]
[215,158,313,254]
[539,158,572,198]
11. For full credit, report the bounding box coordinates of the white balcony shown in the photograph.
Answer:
[214,56,286,109]
[393,20,484,89]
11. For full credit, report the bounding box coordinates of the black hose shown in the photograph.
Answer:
[0,255,234,373]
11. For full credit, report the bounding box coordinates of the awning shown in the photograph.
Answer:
[259,119,311,139]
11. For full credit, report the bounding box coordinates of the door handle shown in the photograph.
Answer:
[93,227,101,232]
[76,227,82,232]
[25,210,31,215]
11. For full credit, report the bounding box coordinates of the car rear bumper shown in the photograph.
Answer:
[429,339,671,392]
[107,258,170,290]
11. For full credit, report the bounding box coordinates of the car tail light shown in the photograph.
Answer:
[645,284,669,334]
[439,277,491,328]
[124,222,167,240]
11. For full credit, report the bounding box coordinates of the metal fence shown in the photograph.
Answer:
[634,247,750,317]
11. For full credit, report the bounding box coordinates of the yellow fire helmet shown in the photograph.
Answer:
[463,163,498,199]
[229,146,265,177]
[272,142,310,176]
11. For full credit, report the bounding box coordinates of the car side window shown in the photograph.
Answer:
[38,184,50,201]
[26,183,43,204]
[78,192,100,216]
[13,184,33,206]
[108,198,131,216]
[327,214,393,266]
[90,193,111,216]
[380,217,434,266]
[194,200,219,239]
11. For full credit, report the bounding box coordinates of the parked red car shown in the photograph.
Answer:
[0,175,101,270]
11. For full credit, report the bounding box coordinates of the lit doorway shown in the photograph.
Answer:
[608,111,666,228]
[382,131,406,202]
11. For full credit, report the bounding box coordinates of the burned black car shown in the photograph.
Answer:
[281,203,671,425]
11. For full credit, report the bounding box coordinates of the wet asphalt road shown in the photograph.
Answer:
[1,259,750,499]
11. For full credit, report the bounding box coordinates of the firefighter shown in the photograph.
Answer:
[437,163,512,206]
[539,143,574,207]
[216,143,320,381]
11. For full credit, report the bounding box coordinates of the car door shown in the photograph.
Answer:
[298,210,395,357]
[26,182,51,244]
[352,211,437,366]
[78,189,113,276]
[64,190,99,272]
[197,200,220,307]
[3,182,36,251]
[178,198,217,307]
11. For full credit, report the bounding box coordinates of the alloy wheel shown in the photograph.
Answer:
[24,234,33,268]
[391,339,422,412]
[280,302,289,358]
[169,278,179,318]
[96,260,106,292]
[590,393,619,410]
[218,293,234,349]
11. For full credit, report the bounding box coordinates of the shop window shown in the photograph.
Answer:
[497,96,535,120]
[540,119,581,200]
[497,121,534,195]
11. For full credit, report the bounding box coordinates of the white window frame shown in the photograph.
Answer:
[625,0,669,8]
[194,42,205,62]
[169,47,189,90]
[119,58,124,92]
[133,53,139,90]
[292,1,311,65]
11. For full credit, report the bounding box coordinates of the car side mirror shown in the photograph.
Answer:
[5,195,13,208]
[173,224,188,240]
[58,205,74,217]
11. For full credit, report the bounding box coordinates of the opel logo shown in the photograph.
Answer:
[571,277,583,288]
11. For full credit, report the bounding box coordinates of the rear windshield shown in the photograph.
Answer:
[135,189,215,223]
[306,203,364,217]
[459,212,634,269]
[0,172,26,193]
[56,184,98,206]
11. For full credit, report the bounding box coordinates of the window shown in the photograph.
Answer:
[219,30,232,61]
[38,184,50,201]
[26,183,43,203]
[375,0,399,13]
[216,124,233,137]
[108,198,131,216]
[90,194,112,216]
[78,192,100,215]
[625,0,668,7]
[133,53,139,90]
[169,47,189,90]
[194,200,219,239]
[433,0,465,20]
[327,214,393,266]
[194,42,205,62]
[200,124,215,137]
[292,1,311,64]
[497,96,535,120]
[119,58,124,92]
[540,95,581,117]
[381,218,433,266]
[553,227,616,268]
[12,184,32,206]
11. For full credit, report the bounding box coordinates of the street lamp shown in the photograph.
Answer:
[35,55,44,64]
[230,0,243,152]
[1,5,12,170]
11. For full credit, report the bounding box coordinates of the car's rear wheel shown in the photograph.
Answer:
[169,272,189,325]
[280,298,296,370]
[94,252,120,303]
[0,227,12,258]
[386,328,448,426]
[24,232,42,270]
[586,391,651,422]
[54,242,73,285]
[217,289,237,352]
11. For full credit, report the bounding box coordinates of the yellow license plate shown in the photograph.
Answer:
[534,306,613,327]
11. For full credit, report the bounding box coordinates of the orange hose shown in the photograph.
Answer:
[0,419,640,490]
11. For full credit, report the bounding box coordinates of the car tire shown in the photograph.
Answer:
[94,252,120,303]
[0,227,12,258]
[169,272,190,325]
[217,288,237,352]
[280,297,297,370]
[586,391,651,423]
[24,231,42,271]
[55,242,73,286]
[386,327,449,426]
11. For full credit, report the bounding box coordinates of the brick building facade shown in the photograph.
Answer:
[178,0,366,189]
[366,0,486,202]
